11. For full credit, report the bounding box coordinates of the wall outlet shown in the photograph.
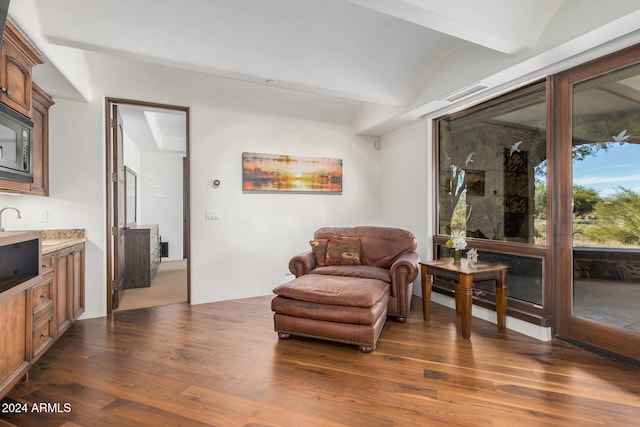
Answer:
[39,210,49,223]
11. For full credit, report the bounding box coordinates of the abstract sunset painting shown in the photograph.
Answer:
[242,152,342,192]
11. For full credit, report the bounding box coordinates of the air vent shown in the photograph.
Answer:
[444,83,491,103]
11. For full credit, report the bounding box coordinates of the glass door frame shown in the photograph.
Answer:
[554,44,640,363]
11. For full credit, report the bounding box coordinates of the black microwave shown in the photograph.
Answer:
[0,102,33,183]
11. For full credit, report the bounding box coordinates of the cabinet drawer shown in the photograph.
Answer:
[32,318,54,357]
[32,278,52,313]
[41,255,54,274]
[33,299,53,325]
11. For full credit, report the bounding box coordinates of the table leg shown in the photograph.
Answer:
[420,264,431,321]
[454,281,461,314]
[458,274,473,339]
[495,269,508,330]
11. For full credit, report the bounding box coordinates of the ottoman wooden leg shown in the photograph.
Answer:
[359,345,374,353]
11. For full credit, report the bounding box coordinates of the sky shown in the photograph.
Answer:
[572,142,640,197]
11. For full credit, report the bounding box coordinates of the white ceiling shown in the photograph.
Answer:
[9,0,640,142]
[117,105,187,153]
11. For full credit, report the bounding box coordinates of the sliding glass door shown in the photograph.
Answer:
[433,43,640,362]
[556,47,640,361]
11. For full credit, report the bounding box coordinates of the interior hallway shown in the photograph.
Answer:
[115,259,187,311]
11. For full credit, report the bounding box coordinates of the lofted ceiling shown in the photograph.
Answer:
[8,0,640,142]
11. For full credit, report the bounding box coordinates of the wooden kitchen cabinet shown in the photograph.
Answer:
[0,22,52,195]
[0,21,43,118]
[0,83,54,195]
[0,231,42,397]
[30,269,55,362]
[53,243,85,338]
[30,83,54,196]
[0,289,30,398]
[71,245,85,320]
[0,233,85,400]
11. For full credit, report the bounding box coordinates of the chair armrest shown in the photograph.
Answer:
[388,251,419,320]
[389,252,420,295]
[391,251,419,281]
[289,251,316,277]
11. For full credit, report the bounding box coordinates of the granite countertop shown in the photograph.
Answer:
[40,229,86,255]
[41,237,86,255]
[0,229,85,255]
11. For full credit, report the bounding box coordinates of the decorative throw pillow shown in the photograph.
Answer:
[324,236,362,266]
[309,239,328,267]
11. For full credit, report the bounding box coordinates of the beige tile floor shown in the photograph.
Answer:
[574,278,640,332]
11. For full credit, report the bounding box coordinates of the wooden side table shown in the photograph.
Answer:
[420,262,432,321]
[420,259,509,339]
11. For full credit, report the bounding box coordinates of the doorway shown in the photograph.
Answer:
[105,98,190,314]
[554,45,640,363]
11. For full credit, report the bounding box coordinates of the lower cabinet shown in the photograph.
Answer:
[0,290,30,398]
[0,242,85,399]
[30,270,55,361]
[53,243,85,337]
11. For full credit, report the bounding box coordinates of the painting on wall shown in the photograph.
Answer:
[242,152,342,193]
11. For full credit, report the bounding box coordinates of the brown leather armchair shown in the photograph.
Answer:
[288,226,419,322]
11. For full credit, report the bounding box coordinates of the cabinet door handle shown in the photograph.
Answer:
[40,333,47,338]
[40,294,47,299]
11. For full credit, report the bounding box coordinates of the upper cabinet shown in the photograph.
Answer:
[31,84,54,196]
[0,21,53,195]
[0,21,43,118]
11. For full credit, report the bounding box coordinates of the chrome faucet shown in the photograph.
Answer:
[0,207,21,231]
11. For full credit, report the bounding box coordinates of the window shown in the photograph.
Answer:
[437,83,547,245]
[434,82,548,317]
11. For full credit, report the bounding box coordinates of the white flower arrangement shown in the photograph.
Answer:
[446,236,467,251]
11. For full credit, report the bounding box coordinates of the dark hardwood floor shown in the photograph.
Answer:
[2,295,639,426]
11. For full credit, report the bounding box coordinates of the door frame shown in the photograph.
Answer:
[553,44,640,363]
[105,97,191,315]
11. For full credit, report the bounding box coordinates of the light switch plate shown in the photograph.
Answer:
[205,209,221,220]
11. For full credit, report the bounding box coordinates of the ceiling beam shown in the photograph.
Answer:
[347,0,525,54]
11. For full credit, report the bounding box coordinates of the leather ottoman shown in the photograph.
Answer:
[271,275,390,352]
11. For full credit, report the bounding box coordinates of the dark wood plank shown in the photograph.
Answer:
[2,296,639,426]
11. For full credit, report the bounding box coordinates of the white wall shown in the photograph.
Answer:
[0,56,381,318]
[123,129,141,228]
[123,126,184,260]
[138,150,184,260]
[0,98,107,319]
[123,131,141,177]
[189,107,380,303]
[378,119,432,297]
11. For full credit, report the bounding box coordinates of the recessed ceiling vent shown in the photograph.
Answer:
[444,82,491,103]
